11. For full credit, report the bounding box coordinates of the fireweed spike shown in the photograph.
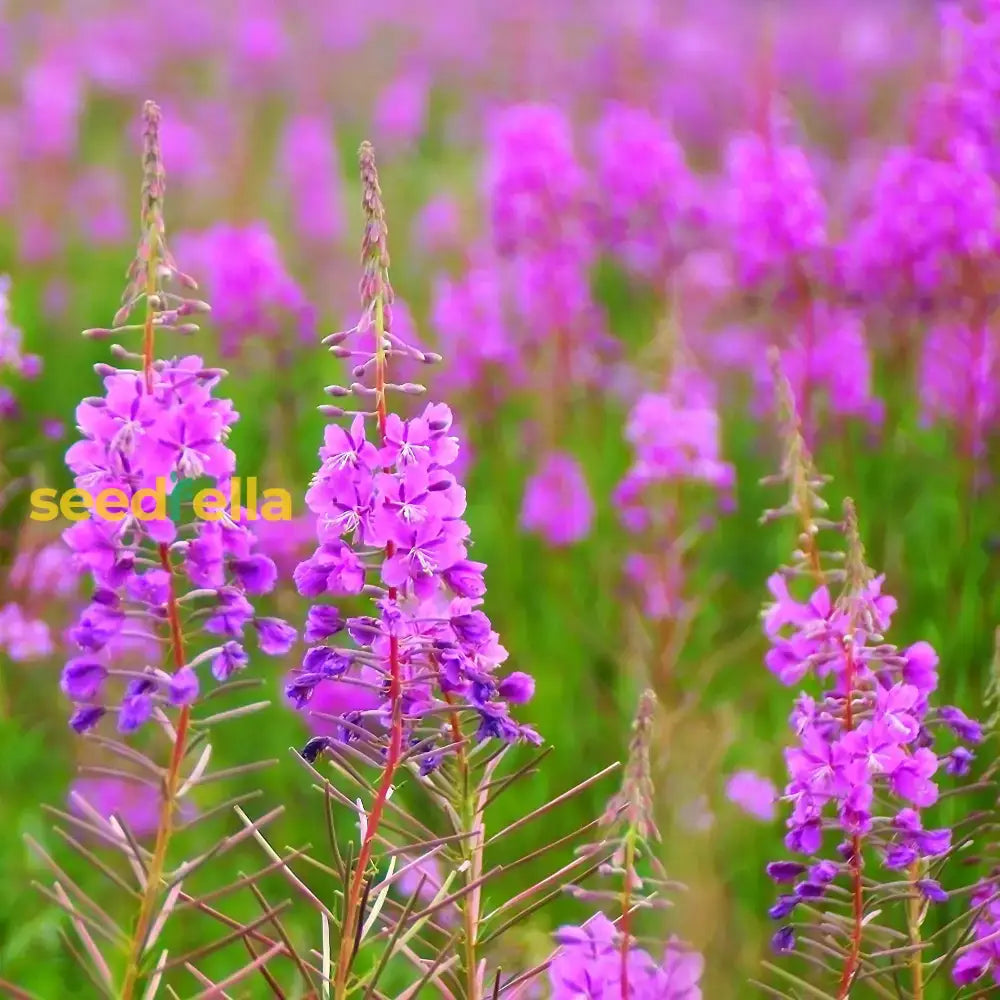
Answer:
[48,100,294,999]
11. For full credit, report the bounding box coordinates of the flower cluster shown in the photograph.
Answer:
[176,222,316,357]
[750,305,882,428]
[279,113,345,248]
[288,141,537,751]
[62,353,295,733]
[723,116,828,293]
[548,691,704,998]
[0,275,42,420]
[521,451,594,549]
[953,879,1000,987]
[0,602,53,661]
[549,914,703,999]
[60,103,293,736]
[430,250,524,398]
[919,321,1000,462]
[484,103,588,258]
[846,131,1000,309]
[762,505,982,955]
[590,103,698,283]
[614,367,733,620]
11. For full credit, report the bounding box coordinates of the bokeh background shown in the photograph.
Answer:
[1,0,999,995]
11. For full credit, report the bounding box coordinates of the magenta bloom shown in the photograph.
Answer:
[952,881,1000,987]
[175,223,315,356]
[521,452,594,547]
[846,130,1000,307]
[0,603,53,661]
[549,913,703,999]
[726,770,778,822]
[919,322,1000,461]
[591,102,697,280]
[724,120,828,292]
[484,103,588,257]
[412,194,462,255]
[70,777,178,839]
[279,114,344,246]
[373,71,429,151]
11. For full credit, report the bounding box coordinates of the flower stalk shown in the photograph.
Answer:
[332,145,404,1000]
[119,110,191,997]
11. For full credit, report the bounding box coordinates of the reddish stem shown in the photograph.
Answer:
[334,296,406,997]
[119,543,190,999]
[837,643,863,1000]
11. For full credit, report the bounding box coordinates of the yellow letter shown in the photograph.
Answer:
[29,487,59,522]
[132,478,167,521]
[60,489,91,522]
[95,488,128,522]
[193,488,225,522]
[230,477,242,519]
[261,489,292,522]
[245,477,258,520]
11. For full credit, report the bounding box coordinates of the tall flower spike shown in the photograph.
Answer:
[549,690,703,999]
[290,141,537,997]
[55,101,293,1000]
[762,490,985,996]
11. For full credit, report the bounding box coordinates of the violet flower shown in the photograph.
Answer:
[61,102,294,736]
[521,451,594,548]
[175,222,316,357]
[287,141,537,750]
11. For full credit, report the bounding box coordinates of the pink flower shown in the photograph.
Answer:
[726,770,778,822]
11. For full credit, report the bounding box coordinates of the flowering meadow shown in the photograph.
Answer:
[4,1,1000,997]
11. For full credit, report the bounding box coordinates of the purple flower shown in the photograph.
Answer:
[726,770,778,822]
[71,777,166,839]
[69,602,125,652]
[304,605,345,644]
[175,223,315,356]
[768,894,800,920]
[254,617,297,656]
[279,114,344,246]
[917,879,948,903]
[521,452,594,547]
[442,560,487,599]
[294,540,365,597]
[302,646,350,678]
[771,927,796,954]
[591,103,696,280]
[938,705,983,744]
[498,672,535,704]
[548,913,703,999]
[168,668,199,706]
[60,658,108,701]
[901,641,939,698]
[118,678,156,734]
[212,641,248,681]
[951,880,1000,986]
[231,554,278,595]
[70,705,106,734]
[485,104,588,257]
[766,861,808,883]
[58,108,288,737]
[202,588,254,637]
[946,746,975,776]
[724,118,827,292]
